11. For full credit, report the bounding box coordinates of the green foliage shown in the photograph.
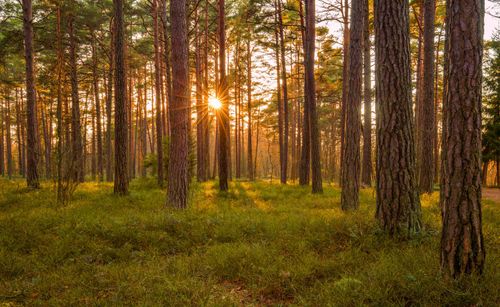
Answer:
[0,179,498,305]
[483,31,500,165]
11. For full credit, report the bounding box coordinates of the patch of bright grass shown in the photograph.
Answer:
[0,178,498,305]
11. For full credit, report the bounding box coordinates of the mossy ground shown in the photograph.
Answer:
[0,178,498,306]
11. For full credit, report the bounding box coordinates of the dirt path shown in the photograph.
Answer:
[483,188,500,203]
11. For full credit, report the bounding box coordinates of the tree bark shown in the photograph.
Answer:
[247,39,254,181]
[91,32,104,182]
[440,0,485,278]
[340,0,349,185]
[361,0,372,187]
[153,0,164,186]
[22,0,39,188]
[278,0,289,184]
[113,0,129,195]
[298,0,310,186]
[68,16,84,182]
[218,0,229,191]
[305,0,322,193]
[341,0,362,209]
[168,0,190,207]
[418,0,436,193]
[374,0,421,234]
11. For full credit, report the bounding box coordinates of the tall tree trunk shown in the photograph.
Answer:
[247,39,254,181]
[341,0,362,209]
[298,0,310,186]
[418,0,436,193]
[374,0,421,234]
[361,0,372,187]
[69,16,84,182]
[278,0,289,184]
[5,94,12,178]
[195,7,206,182]
[218,0,229,191]
[340,0,349,185]
[203,0,210,180]
[153,0,164,186]
[92,32,104,182]
[306,0,322,193]
[168,0,190,207]
[15,89,24,176]
[440,0,485,278]
[113,0,129,195]
[22,0,39,188]
[106,21,114,182]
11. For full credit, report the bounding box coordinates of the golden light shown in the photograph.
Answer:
[208,96,222,110]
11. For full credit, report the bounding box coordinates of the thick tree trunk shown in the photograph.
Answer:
[418,0,436,193]
[113,0,129,195]
[440,0,485,278]
[341,0,362,209]
[22,0,39,188]
[168,0,190,207]
[361,0,372,187]
[218,0,229,191]
[374,0,421,234]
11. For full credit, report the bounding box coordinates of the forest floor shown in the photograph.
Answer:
[0,178,499,306]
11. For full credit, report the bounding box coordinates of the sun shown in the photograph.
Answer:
[208,96,222,110]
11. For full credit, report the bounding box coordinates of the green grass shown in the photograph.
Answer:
[0,178,499,306]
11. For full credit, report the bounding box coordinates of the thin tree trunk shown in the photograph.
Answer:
[298,0,310,186]
[374,0,421,234]
[218,0,229,191]
[5,94,12,178]
[278,0,289,184]
[106,21,114,182]
[340,0,349,185]
[92,32,104,182]
[361,0,372,187]
[153,0,164,186]
[440,0,485,278]
[69,16,84,182]
[247,39,254,181]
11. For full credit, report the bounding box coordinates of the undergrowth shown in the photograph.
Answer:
[0,178,498,306]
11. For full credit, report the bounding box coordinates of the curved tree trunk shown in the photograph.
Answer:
[440,0,485,278]
[374,0,421,235]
